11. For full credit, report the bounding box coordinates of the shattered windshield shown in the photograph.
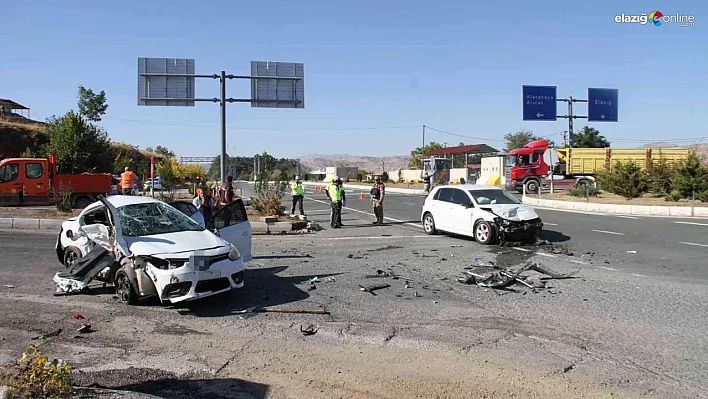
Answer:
[469,189,521,205]
[116,202,205,237]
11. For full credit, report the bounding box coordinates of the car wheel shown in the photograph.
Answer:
[73,196,92,209]
[474,221,496,245]
[63,247,82,268]
[423,213,437,235]
[524,179,540,194]
[114,267,138,305]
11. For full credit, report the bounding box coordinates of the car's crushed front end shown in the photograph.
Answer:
[479,205,544,245]
[135,245,245,304]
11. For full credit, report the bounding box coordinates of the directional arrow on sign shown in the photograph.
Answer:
[536,113,544,118]
[600,114,606,119]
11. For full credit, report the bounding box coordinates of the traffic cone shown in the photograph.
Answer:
[360,191,365,200]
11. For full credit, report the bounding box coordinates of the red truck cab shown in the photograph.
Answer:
[504,139,550,193]
[0,154,112,208]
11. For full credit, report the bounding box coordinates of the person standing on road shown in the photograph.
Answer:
[218,176,235,210]
[290,175,306,217]
[193,183,215,228]
[370,176,385,225]
[325,176,346,228]
[423,172,431,194]
[120,167,136,196]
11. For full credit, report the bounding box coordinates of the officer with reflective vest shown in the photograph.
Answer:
[290,175,305,217]
[325,176,346,228]
[120,167,136,196]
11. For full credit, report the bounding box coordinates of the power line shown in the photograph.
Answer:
[103,116,417,131]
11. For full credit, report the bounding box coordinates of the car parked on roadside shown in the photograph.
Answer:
[53,195,252,305]
[420,184,543,245]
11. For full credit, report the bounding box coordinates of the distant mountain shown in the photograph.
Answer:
[642,142,679,148]
[299,153,412,173]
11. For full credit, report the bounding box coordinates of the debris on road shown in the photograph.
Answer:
[237,307,331,315]
[359,283,391,295]
[457,261,579,293]
[300,324,318,336]
[72,314,85,320]
[77,324,94,334]
[2,285,14,289]
[32,329,62,340]
[626,250,637,254]
[366,245,403,252]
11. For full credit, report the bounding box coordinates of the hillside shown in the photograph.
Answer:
[299,153,412,173]
[643,141,708,159]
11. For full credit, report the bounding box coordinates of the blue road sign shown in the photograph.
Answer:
[522,85,557,121]
[587,88,618,122]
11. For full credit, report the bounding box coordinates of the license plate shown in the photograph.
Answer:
[199,270,221,279]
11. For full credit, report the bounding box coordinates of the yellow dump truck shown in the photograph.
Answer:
[555,147,691,176]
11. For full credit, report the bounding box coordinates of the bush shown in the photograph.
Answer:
[568,186,600,197]
[252,175,287,216]
[53,182,73,212]
[669,150,708,201]
[596,161,648,199]
[646,154,674,196]
[2,344,72,398]
[381,172,389,182]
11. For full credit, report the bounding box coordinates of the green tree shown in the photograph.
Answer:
[77,85,109,122]
[597,161,648,199]
[46,111,113,173]
[503,130,556,152]
[572,126,610,148]
[645,152,673,196]
[154,145,175,158]
[408,142,443,169]
[668,150,708,200]
[113,151,133,174]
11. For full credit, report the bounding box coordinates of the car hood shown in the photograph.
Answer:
[479,204,539,221]
[124,230,229,256]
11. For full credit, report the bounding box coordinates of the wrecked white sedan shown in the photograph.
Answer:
[421,184,543,245]
[53,195,252,304]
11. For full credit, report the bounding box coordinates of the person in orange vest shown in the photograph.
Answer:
[120,167,136,196]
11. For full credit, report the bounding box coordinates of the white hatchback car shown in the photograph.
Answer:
[54,196,252,304]
[421,184,543,245]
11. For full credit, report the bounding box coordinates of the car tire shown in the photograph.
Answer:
[524,179,540,194]
[73,196,92,210]
[63,247,82,268]
[423,212,437,235]
[114,266,139,305]
[474,220,496,245]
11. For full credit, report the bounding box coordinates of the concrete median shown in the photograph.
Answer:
[523,196,708,217]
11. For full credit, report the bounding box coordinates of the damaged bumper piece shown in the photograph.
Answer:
[494,217,543,244]
[53,246,117,295]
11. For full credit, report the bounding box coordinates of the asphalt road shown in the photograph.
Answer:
[1,206,708,397]
[236,182,708,281]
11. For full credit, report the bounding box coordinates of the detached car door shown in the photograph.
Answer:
[211,199,252,262]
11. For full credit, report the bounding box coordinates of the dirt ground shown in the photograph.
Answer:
[540,191,708,207]
[0,207,79,219]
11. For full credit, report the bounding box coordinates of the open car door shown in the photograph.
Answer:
[210,199,252,262]
[98,196,132,258]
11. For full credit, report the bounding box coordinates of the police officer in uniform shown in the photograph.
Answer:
[290,175,305,217]
[325,176,346,228]
[370,176,385,225]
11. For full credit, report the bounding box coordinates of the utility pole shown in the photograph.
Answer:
[562,131,568,147]
[557,96,588,148]
[253,155,257,181]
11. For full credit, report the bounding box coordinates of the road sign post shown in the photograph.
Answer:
[138,57,304,184]
[521,85,618,148]
[587,88,619,122]
[522,85,558,121]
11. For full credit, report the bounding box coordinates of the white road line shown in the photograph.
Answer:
[569,259,589,265]
[679,241,708,248]
[616,215,639,219]
[307,198,424,229]
[591,229,625,236]
[324,235,438,240]
[543,222,559,226]
[513,247,532,252]
[675,221,708,227]
[599,266,618,271]
[535,252,555,258]
[631,273,646,277]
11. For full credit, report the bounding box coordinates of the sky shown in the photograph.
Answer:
[2,0,706,159]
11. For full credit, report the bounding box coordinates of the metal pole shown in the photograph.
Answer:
[219,71,227,185]
[253,156,257,181]
[568,96,574,148]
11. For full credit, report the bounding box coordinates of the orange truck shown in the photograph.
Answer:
[0,153,112,209]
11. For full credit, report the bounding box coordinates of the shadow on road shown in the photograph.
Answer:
[174,266,341,317]
[252,254,313,260]
[540,229,571,243]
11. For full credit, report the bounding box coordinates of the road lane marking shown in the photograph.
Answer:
[675,221,708,227]
[325,235,438,240]
[513,247,532,252]
[599,266,618,271]
[543,222,558,226]
[616,215,639,219]
[535,252,555,258]
[569,259,589,265]
[591,229,625,236]
[631,273,646,277]
[679,241,708,248]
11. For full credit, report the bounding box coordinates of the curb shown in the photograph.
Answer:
[0,217,63,230]
[522,196,708,217]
